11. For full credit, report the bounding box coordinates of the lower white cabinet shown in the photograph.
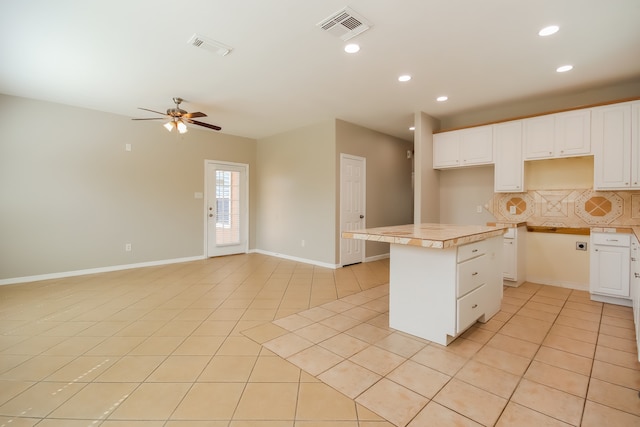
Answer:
[503,226,526,286]
[631,237,640,361]
[590,232,631,305]
[389,236,502,345]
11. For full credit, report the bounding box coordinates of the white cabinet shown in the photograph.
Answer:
[523,110,591,160]
[631,237,640,361]
[389,236,502,345]
[494,121,524,192]
[433,125,493,169]
[590,232,631,305]
[503,226,526,286]
[593,101,640,190]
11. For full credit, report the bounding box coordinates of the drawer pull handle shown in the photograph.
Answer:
[472,272,478,276]
[472,304,478,309]
[472,249,478,253]
[606,239,619,242]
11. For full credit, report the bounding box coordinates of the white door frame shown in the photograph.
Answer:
[340,153,366,266]
[203,160,249,257]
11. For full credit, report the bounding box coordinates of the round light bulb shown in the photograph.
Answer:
[398,75,411,82]
[538,25,559,36]
[436,96,448,102]
[344,43,360,53]
[556,65,573,73]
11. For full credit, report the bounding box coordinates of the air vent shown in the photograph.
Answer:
[317,7,372,41]
[187,33,233,56]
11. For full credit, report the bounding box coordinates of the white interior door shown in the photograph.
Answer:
[340,154,366,266]
[205,161,248,257]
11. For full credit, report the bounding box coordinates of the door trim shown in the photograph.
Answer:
[339,153,366,266]
[203,160,249,258]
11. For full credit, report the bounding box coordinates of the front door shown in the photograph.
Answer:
[205,161,248,257]
[340,154,366,266]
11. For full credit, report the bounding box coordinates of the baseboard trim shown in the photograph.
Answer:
[0,256,206,286]
[365,253,390,263]
[524,276,589,292]
[250,249,340,269]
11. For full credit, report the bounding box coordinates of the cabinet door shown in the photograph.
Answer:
[459,125,493,166]
[503,238,516,280]
[494,121,524,192]
[590,244,630,297]
[555,110,591,156]
[523,115,555,160]
[631,102,640,188]
[592,103,632,189]
[433,131,460,168]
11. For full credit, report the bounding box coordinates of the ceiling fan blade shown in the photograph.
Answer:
[187,119,222,131]
[183,111,207,119]
[131,117,165,120]
[138,107,167,116]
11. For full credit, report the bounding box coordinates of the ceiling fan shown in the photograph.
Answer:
[132,97,221,133]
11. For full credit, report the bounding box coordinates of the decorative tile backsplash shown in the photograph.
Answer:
[487,190,640,227]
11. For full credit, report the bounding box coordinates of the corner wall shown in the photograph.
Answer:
[256,121,337,266]
[336,120,413,261]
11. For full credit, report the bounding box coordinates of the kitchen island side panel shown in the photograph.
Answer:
[389,243,458,341]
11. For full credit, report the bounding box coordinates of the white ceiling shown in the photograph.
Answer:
[2,0,639,141]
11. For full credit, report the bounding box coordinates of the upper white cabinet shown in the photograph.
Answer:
[523,110,591,160]
[433,125,493,169]
[593,101,640,190]
[493,121,523,192]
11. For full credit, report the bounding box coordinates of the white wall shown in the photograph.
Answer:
[256,121,337,266]
[0,94,257,281]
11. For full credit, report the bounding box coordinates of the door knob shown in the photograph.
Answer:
[360,215,364,219]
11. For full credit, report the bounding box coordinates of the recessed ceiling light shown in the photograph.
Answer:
[556,65,573,73]
[409,126,415,131]
[538,25,559,36]
[398,75,411,82]
[436,96,448,102]
[344,43,360,53]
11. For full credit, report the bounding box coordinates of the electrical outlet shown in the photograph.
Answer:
[576,242,587,251]
[125,243,132,252]
[476,205,482,213]
[301,240,305,247]
[509,205,516,215]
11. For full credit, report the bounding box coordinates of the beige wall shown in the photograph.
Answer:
[0,94,256,280]
[256,121,337,265]
[336,120,413,260]
[438,78,640,131]
[439,166,497,225]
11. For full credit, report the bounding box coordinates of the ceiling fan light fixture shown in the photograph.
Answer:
[177,120,188,134]
[164,121,175,132]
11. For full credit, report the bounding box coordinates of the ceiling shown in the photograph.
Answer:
[2,0,639,141]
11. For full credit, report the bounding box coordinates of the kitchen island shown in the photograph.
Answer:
[343,223,507,345]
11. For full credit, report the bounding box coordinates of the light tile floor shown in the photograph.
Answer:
[0,253,639,426]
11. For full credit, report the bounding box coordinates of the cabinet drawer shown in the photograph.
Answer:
[592,233,630,247]
[457,284,487,333]
[457,240,488,263]
[457,255,487,297]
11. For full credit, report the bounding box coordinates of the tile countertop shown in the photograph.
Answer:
[341,223,508,249]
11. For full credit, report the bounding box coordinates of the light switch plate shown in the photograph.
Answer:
[509,206,516,214]
[194,192,203,199]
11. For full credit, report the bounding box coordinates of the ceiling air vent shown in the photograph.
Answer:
[317,7,372,41]
[187,33,233,56]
